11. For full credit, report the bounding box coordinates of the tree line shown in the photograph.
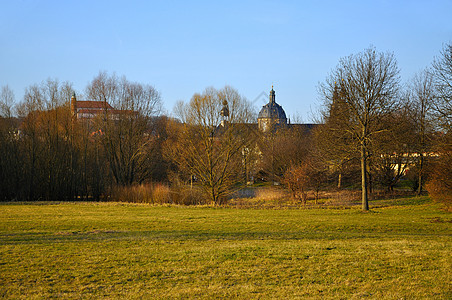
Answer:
[0,44,451,209]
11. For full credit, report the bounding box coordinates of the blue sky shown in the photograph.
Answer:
[1,0,451,121]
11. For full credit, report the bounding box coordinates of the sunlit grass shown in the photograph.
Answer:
[0,198,451,299]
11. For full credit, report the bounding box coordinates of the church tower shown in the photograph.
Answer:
[220,99,229,127]
[257,87,287,132]
[70,92,77,121]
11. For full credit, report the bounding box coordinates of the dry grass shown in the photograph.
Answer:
[107,183,435,211]
[255,186,288,200]
[229,187,426,209]
[110,184,154,203]
[170,185,208,205]
[110,183,208,205]
[151,184,172,204]
[0,198,450,299]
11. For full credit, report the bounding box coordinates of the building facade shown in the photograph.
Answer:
[71,93,122,121]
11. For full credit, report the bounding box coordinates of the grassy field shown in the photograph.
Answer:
[0,197,451,299]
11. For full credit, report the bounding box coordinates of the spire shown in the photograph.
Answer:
[220,99,229,127]
[269,86,276,104]
[220,100,229,118]
[71,92,77,122]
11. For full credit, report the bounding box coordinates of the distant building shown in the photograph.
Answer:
[257,87,287,132]
[70,93,127,121]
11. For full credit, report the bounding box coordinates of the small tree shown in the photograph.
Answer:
[284,159,327,205]
[426,140,452,210]
[284,163,310,205]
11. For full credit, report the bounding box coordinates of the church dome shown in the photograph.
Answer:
[258,88,287,121]
[258,101,287,120]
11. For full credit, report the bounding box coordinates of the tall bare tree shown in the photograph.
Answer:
[426,42,452,208]
[319,47,400,210]
[406,70,436,194]
[14,80,75,201]
[86,72,162,186]
[431,42,452,131]
[314,84,359,189]
[171,86,256,204]
[0,85,19,200]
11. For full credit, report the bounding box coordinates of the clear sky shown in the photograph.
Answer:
[1,0,451,122]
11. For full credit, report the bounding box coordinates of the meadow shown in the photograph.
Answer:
[0,197,451,299]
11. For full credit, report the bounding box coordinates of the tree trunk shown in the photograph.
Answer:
[361,143,369,211]
[417,153,423,195]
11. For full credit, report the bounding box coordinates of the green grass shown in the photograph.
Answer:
[1,197,451,299]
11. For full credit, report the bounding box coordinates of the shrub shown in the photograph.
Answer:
[108,183,212,205]
[171,185,208,205]
[255,187,287,201]
[110,183,172,204]
[152,184,171,204]
[426,149,452,210]
[110,184,153,203]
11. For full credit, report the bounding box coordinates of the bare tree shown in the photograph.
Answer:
[284,156,327,205]
[314,84,359,189]
[258,125,312,183]
[426,42,452,208]
[371,107,416,191]
[0,85,15,118]
[407,70,436,194]
[14,80,75,201]
[284,163,310,205]
[431,42,452,131]
[86,72,162,186]
[17,84,46,201]
[319,47,400,210]
[171,86,256,204]
[0,85,18,200]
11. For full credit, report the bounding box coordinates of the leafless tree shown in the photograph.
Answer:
[0,85,15,118]
[371,106,416,191]
[319,47,401,210]
[171,86,256,204]
[426,42,452,208]
[431,42,452,131]
[406,70,436,194]
[14,80,75,201]
[314,84,359,189]
[86,72,162,186]
[0,85,18,200]
[258,125,313,183]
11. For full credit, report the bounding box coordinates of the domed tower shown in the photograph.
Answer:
[257,86,287,132]
[220,99,229,127]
